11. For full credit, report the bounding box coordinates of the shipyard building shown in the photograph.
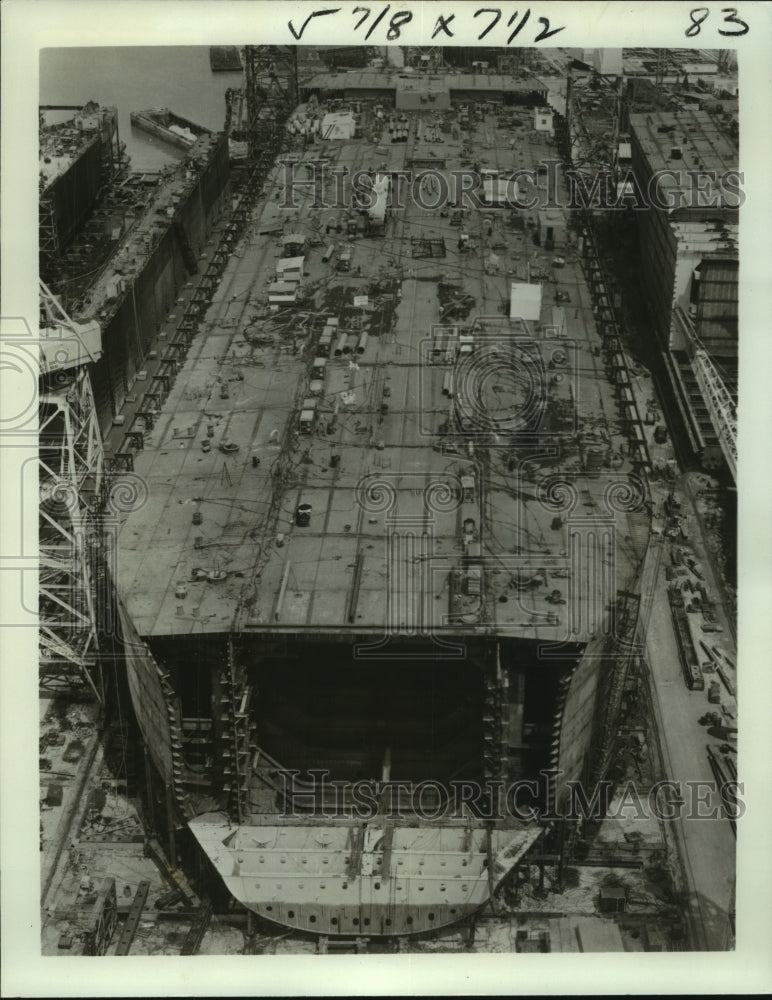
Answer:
[628,109,738,476]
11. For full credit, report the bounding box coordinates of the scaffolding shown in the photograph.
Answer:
[39,193,60,259]
[39,280,106,704]
[591,590,642,785]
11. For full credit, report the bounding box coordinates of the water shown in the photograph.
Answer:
[40,46,242,171]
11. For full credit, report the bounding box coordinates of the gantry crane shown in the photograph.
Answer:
[243,46,299,162]
[39,280,107,703]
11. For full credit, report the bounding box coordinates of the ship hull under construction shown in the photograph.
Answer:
[121,619,633,936]
[111,67,651,937]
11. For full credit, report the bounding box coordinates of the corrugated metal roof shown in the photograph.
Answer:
[629,109,737,178]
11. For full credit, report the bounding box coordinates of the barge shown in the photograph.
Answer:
[130,107,212,151]
[210,46,243,73]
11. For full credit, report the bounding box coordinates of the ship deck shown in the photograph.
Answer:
[39,107,108,188]
[116,101,648,643]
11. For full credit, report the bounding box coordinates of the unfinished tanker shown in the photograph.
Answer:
[113,67,652,938]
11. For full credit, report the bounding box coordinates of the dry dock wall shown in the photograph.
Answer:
[90,134,230,433]
[90,223,188,427]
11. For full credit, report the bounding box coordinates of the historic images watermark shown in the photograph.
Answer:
[279,158,745,213]
[276,769,745,824]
